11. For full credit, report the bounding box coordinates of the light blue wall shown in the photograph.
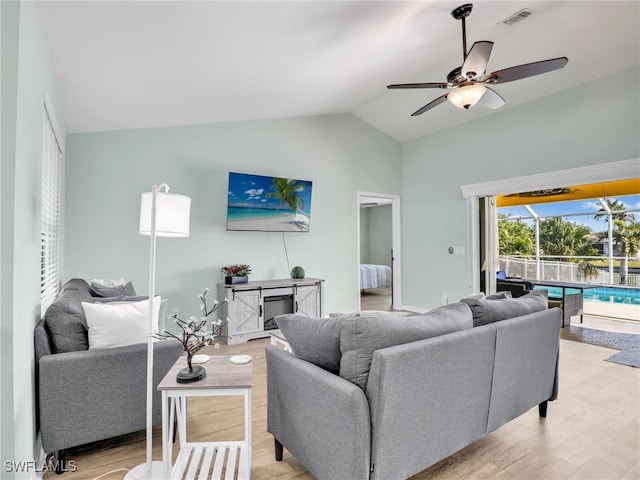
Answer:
[360,205,392,266]
[367,205,392,266]
[359,207,370,263]
[0,0,18,469]
[401,67,640,310]
[1,1,66,476]
[65,115,402,318]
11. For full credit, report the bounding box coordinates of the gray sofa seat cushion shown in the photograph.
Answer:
[275,314,351,373]
[339,303,473,390]
[460,290,547,327]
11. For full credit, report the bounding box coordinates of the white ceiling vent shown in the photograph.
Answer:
[498,8,534,26]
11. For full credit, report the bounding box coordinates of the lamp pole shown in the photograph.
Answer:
[126,184,190,479]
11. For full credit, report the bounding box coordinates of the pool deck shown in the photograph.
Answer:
[576,300,640,334]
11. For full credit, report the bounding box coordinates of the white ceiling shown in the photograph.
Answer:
[37,1,640,142]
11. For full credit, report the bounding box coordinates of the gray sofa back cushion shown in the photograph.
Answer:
[460,290,548,327]
[275,314,352,373]
[44,280,94,353]
[89,281,136,298]
[366,325,497,480]
[339,303,473,390]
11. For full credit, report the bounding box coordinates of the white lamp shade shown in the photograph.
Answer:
[139,191,191,237]
[448,84,487,109]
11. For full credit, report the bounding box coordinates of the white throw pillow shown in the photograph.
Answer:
[90,277,126,288]
[82,296,161,349]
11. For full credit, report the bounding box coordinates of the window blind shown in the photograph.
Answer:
[41,107,62,313]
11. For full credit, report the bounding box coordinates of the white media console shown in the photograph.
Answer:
[217,278,325,345]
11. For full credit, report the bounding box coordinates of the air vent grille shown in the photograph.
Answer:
[498,8,533,26]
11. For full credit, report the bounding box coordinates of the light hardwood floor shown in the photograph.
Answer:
[44,336,639,480]
[361,287,392,311]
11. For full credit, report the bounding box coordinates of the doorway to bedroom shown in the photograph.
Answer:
[357,192,401,311]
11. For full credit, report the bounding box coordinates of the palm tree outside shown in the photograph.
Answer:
[594,198,636,223]
[538,217,599,279]
[611,219,640,285]
[594,200,640,285]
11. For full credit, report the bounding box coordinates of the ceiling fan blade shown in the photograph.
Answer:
[387,82,449,89]
[484,57,568,84]
[411,94,448,116]
[462,41,493,80]
[477,87,505,109]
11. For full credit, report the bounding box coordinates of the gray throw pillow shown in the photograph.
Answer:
[460,290,547,327]
[44,289,94,353]
[61,278,92,294]
[339,303,473,390]
[275,314,350,373]
[90,281,136,298]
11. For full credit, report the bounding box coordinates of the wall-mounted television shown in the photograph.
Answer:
[226,172,312,232]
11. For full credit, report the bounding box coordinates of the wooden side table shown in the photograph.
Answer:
[159,355,253,479]
[268,329,292,353]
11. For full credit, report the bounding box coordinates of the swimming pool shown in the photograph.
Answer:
[541,286,640,306]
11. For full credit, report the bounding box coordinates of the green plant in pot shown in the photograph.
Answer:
[221,264,252,284]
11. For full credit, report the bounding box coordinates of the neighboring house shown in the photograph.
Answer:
[594,237,623,257]
[1,2,638,476]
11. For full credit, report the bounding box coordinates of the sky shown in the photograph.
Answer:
[498,194,640,232]
[227,172,313,214]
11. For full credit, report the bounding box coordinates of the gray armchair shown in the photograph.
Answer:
[34,279,183,471]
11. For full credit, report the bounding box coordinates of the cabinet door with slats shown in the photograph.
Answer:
[295,285,319,317]
[228,290,262,335]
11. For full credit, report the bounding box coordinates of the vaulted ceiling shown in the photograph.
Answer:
[37,1,639,142]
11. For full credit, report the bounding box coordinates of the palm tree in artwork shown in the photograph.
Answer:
[265,178,308,230]
[266,178,305,214]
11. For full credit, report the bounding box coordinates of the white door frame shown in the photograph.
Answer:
[356,191,401,310]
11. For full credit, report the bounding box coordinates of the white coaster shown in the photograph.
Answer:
[192,354,210,364]
[230,355,253,365]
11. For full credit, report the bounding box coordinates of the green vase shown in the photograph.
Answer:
[290,266,305,279]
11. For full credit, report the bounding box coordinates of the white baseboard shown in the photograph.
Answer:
[31,434,46,480]
[400,305,429,314]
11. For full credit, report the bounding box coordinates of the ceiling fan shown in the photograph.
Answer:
[387,3,568,116]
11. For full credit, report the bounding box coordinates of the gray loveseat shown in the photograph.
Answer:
[34,279,183,470]
[266,292,561,480]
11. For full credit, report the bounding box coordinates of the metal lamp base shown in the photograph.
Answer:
[124,460,166,479]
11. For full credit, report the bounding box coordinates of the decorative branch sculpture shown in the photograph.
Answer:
[155,288,228,383]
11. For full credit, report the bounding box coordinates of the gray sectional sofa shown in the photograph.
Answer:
[34,279,183,470]
[266,291,561,480]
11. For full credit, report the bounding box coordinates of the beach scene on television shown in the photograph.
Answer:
[226,172,312,232]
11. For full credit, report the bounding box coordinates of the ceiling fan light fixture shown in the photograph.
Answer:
[448,84,486,109]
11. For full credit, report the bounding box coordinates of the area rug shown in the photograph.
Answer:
[561,325,640,353]
[604,351,640,368]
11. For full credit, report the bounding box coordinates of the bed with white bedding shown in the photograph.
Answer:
[359,263,392,290]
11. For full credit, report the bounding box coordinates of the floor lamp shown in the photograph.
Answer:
[126,183,191,480]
